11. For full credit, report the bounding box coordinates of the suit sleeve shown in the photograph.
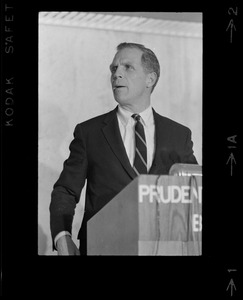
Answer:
[49,124,88,249]
[182,128,198,164]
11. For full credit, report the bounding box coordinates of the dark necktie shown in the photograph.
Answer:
[132,114,147,175]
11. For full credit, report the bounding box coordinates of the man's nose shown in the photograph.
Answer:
[113,67,123,79]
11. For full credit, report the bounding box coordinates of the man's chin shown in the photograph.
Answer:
[113,96,127,105]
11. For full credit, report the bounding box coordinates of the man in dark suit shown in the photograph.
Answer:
[50,42,198,255]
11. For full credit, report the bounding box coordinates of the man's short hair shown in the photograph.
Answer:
[116,42,160,93]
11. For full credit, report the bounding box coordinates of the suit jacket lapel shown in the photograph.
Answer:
[102,107,137,180]
[149,109,167,175]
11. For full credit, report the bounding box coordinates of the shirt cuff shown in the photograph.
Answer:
[54,231,72,248]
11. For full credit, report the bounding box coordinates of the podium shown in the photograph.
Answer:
[87,175,202,255]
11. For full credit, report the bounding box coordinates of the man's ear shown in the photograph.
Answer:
[146,72,157,89]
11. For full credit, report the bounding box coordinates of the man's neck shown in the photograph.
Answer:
[119,102,151,114]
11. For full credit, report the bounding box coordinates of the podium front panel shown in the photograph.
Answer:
[138,175,202,255]
[87,175,202,255]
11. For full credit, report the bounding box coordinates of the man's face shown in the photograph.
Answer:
[110,47,150,107]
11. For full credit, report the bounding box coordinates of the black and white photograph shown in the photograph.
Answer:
[38,12,202,256]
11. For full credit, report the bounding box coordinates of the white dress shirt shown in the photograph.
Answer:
[117,104,155,172]
[55,105,155,248]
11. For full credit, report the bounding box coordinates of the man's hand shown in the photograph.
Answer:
[56,235,80,255]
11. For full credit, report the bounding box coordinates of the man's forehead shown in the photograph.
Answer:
[112,47,142,64]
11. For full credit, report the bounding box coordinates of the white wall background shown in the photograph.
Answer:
[38,14,202,255]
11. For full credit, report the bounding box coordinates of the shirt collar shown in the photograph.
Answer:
[139,105,154,126]
[117,105,133,126]
[117,104,153,127]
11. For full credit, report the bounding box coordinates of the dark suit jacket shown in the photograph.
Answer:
[50,106,197,252]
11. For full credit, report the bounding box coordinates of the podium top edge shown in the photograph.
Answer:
[137,174,202,184]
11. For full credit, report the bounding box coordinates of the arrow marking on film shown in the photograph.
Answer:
[226,19,236,43]
[226,153,236,176]
[226,278,236,297]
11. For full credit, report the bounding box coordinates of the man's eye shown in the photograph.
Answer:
[110,66,117,73]
[125,64,133,70]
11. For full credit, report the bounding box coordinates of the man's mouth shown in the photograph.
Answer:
[113,86,126,90]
